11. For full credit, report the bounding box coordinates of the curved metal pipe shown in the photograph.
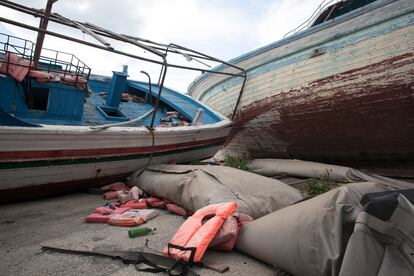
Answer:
[140,70,152,104]
[149,57,168,130]
[231,70,247,120]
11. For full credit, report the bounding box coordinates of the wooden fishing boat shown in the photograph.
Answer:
[0,1,244,202]
[189,0,414,177]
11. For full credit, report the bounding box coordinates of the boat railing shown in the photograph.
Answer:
[0,32,91,85]
[283,0,340,38]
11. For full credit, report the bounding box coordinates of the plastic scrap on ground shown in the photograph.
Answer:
[84,182,188,227]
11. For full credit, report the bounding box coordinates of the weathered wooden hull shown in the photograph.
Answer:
[0,120,231,203]
[189,0,414,176]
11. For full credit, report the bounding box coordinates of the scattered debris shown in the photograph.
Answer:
[166,204,187,216]
[159,111,191,127]
[128,227,156,238]
[41,246,199,275]
[121,93,144,103]
[146,197,167,209]
[108,209,159,227]
[84,206,130,223]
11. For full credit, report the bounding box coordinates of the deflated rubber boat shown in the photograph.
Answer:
[234,164,414,276]
[128,164,303,219]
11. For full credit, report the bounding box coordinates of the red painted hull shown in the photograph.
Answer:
[0,136,227,161]
[227,53,414,177]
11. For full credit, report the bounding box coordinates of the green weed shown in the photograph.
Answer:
[305,169,337,195]
[223,154,250,170]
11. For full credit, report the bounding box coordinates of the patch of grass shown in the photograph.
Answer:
[223,154,250,170]
[305,169,337,195]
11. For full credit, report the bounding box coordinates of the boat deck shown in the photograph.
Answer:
[13,78,221,127]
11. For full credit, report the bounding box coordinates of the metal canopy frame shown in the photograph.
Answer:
[0,0,247,122]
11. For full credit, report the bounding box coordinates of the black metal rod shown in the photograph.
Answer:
[149,60,168,130]
[83,22,165,58]
[231,74,247,120]
[0,18,245,79]
[169,43,245,73]
[166,63,245,77]
[0,0,164,58]
[140,70,152,104]
[0,1,244,74]
[0,17,164,64]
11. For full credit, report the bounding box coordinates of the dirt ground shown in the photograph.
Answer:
[0,192,275,275]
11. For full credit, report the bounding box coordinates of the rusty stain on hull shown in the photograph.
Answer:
[226,53,414,176]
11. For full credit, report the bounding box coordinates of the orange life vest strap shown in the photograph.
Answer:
[167,243,197,264]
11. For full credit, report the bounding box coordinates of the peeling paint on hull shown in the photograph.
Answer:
[228,53,414,176]
[189,0,414,176]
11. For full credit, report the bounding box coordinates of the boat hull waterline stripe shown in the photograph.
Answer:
[0,136,227,161]
[0,142,224,169]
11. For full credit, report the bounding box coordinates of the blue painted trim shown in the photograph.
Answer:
[0,107,41,127]
[128,80,221,124]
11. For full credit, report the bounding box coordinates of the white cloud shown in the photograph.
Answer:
[0,0,320,92]
[257,0,321,45]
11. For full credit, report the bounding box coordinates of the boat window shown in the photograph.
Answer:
[312,0,378,27]
[27,87,49,111]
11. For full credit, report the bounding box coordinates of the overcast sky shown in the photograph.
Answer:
[0,0,318,92]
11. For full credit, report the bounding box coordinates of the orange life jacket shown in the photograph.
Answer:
[108,209,160,227]
[163,202,237,263]
[5,52,30,82]
[59,73,87,84]
[28,70,52,82]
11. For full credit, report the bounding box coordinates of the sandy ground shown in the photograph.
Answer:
[0,192,275,276]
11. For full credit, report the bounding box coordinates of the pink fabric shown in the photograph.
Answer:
[209,216,239,251]
[29,70,52,82]
[84,206,130,223]
[235,212,254,226]
[146,197,167,209]
[166,203,187,216]
[101,182,129,191]
[60,73,87,84]
[121,200,147,209]
[84,213,111,223]
[95,207,113,215]
[0,62,7,74]
[209,213,253,251]
[117,190,130,203]
[108,209,160,227]
[103,191,119,200]
[5,53,30,82]
[129,186,142,201]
